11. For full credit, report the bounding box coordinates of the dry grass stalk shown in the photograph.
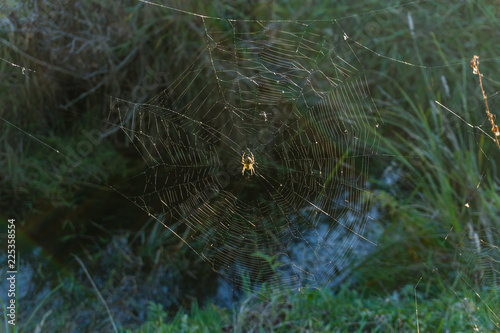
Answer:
[470,55,500,151]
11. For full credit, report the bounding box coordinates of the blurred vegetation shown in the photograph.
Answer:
[1,0,499,332]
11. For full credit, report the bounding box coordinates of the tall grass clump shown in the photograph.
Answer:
[0,0,209,218]
[351,1,500,328]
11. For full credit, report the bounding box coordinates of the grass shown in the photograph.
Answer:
[1,0,500,332]
[128,282,498,332]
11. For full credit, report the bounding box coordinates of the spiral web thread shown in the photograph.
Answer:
[108,13,381,296]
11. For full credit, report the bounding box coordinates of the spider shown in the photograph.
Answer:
[241,151,256,176]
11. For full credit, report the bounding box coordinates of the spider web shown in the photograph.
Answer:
[106,8,381,296]
[2,1,499,329]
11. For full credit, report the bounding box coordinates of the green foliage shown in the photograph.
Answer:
[1,0,499,332]
[134,300,230,333]
[129,282,498,332]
